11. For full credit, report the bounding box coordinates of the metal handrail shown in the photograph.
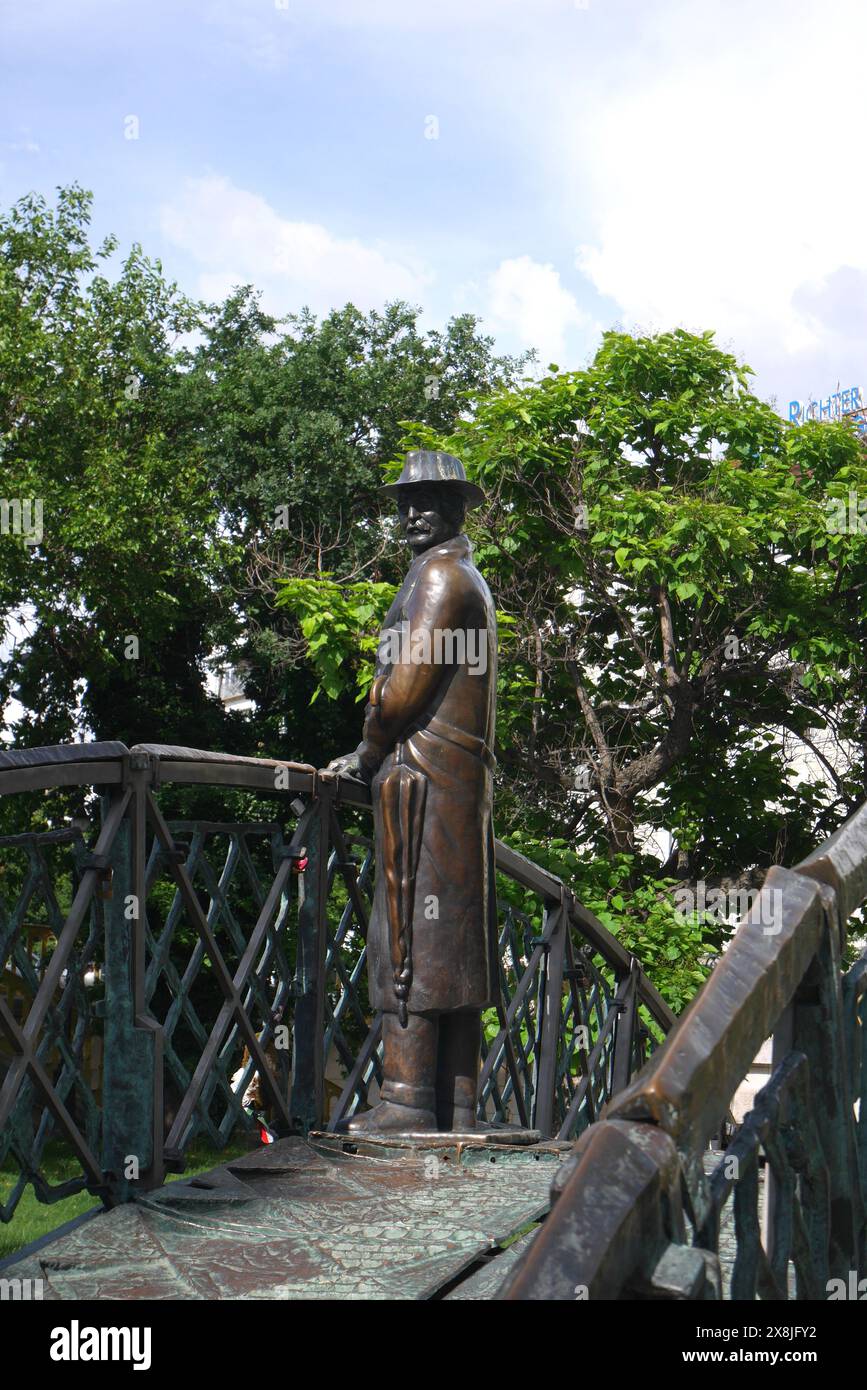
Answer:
[1,740,675,1222]
[501,803,867,1299]
[0,742,674,1026]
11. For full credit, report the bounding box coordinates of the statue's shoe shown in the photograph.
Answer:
[337,1100,437,1134]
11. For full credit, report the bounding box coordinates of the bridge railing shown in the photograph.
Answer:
[500,804,867,1300]
[0,740,674,1221]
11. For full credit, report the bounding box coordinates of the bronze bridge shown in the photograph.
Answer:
[0,742,864,1299]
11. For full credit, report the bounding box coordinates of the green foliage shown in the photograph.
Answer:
[0,186,527,760]
[397,329,867,874]
[498,832,729,1012]
[4,188,865,1015]
[0,185,237,748]
[278,327,867,1002]
[279,572,520,710]
[275,576,397,701]
[154,281,529,767]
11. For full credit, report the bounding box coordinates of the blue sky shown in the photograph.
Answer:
[3,0,867,413]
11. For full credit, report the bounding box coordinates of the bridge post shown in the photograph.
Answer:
[534,891,568,1137]
[100,771,163,1198]
[611,958,640,1097]
[291,787,333,1132]
[790,907,865,1281]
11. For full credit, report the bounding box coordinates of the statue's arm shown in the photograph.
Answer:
[352,561,465,777]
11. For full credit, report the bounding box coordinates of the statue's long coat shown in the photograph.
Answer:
[356,533,498,1014]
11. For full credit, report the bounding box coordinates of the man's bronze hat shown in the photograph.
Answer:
[379,450,485,509]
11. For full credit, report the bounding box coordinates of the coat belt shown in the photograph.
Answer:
[406,712,497,772]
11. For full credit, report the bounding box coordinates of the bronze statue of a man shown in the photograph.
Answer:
[328,451,498,1133]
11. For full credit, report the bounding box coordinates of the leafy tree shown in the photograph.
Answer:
[175,294,530,766]
[285,330,867,1005]
[7,188,865,1011]
[401,328,867,884]
[0,185,235,750]
[0,187,528,769]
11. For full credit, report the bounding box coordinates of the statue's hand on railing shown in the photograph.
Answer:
[324,751,368,782]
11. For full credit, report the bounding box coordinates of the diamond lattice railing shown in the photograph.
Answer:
[142,820,299,1153]
[1,743,674,1226]
[0,827,108,1219]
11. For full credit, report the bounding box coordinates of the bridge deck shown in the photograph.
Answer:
[3,1137,562,1300]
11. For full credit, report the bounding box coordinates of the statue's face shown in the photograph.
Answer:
[397,486,461,555]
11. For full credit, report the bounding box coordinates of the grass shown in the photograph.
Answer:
[0,1134,254,1262]
[500,1219,540,1249]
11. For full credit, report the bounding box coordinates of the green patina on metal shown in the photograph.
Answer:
[0,740,674,1296]
[290,795,328,1134]
[3,1136,558,1300]
[500,837,867,1300]
[100,808,156,1198]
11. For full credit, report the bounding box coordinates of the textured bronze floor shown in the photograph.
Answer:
[4,1137,560,1300]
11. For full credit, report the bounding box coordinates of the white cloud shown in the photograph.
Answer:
[484,255,596,366]
[308,0,564,30]
[17,0,866,404]
[4,125,40,155]
[195,0,569,74]
[211,0,563,40]
[160,175,432,317]
[561,0,867,393]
